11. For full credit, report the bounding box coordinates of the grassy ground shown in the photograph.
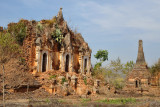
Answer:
[1,96,160,107]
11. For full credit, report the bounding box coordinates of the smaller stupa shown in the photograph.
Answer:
[125,40,151,92]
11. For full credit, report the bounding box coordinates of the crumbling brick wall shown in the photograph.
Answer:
[23,22,37,71]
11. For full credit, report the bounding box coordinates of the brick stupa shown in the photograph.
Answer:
[125,40,151,92]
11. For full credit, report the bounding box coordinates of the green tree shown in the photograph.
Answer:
[0,32,20,63]
[94,50,108,70]
[94,50,108,62]
[93,50,108,80]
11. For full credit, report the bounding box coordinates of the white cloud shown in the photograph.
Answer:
[74,0,160,42]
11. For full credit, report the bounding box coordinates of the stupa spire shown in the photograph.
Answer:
[57,8,64,23]
[136,40,146,65]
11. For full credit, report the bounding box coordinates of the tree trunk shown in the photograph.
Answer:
[3,64,5,107]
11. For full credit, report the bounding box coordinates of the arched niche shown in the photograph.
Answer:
[64,53,71,72]
[135,78,141,88]
[42,53,47,72]
[41,51,48,72]
[83,56,89,74]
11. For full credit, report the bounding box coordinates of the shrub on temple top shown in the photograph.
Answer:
[36,22,44,34]
[51,25,64,44]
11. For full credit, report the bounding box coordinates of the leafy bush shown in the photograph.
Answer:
[112,77,125,90]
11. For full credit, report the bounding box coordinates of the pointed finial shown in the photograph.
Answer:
[136,40,146,65]
[57,8,64,23]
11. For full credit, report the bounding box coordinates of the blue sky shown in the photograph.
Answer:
[0,0,160,66]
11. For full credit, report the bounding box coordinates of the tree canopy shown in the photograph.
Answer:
[94,50,108,62]
[94,50,108,70]
[0,32,20,63]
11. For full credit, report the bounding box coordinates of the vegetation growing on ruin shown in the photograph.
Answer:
[51,25,64,44]
[36,22,44,34]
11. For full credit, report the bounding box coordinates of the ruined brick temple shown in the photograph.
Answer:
[23,8,92,75]
[19,8,101,96]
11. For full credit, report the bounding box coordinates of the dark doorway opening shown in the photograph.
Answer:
[135,80,141,88]
[65,54,69,72]
[42,53,47,72]
[84,58,87,74]
[135,80,138,88]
